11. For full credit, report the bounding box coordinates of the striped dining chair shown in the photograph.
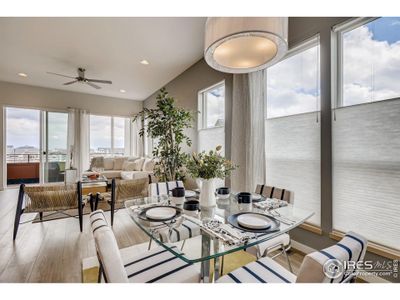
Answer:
[90,210,201,283]
[247,184,293,271]
[148,181,184,197]
[148,180,200,250]
[218,231,367,283]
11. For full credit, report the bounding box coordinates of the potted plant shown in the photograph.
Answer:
[134,88,195,181]
[186,145,237,208]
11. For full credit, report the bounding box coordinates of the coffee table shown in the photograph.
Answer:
[81,175,108,211]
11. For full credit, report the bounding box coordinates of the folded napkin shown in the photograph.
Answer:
[253,198,288,210]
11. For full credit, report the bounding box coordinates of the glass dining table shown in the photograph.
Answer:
[124,194,314,283]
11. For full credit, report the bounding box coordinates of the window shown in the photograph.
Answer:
[198,82,226,188]
[265,37,321,226]
[338,17,400,106]
[267,40,320,118]
[333,18,400,250]
[199,82,225,129]
[89,115,129,158]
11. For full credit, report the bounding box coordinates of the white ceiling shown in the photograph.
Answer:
[0,17,206,100]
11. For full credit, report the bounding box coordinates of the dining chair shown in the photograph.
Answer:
[90,210,201,283]
[96,177,148,226]
[218,231,367,283]
[13,182,84,240]
[148,180,200,251]
[247,184,293,271]
[148,180,184,197]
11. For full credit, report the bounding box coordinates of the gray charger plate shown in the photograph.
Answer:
[227,212,280,233]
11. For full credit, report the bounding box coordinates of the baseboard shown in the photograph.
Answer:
[291,239,391,283]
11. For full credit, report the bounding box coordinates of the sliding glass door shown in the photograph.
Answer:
[44,111,68,183]
[5,107,68,186]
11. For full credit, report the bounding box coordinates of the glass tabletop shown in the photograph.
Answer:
[124,194,314,264]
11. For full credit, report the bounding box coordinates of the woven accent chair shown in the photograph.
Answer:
[96,177,149,226]
[13,182,84,240]
[218,231,367,283]
[90,210,201,283]
[247,184,293,271]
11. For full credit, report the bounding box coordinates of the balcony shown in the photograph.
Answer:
[6,154,66,185]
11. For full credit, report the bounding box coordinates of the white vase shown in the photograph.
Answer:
[199,178,216,208]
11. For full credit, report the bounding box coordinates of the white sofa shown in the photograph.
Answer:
[85,156,155,181]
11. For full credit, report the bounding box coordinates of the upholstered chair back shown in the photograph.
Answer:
[255,184,291,202]
[296,231,368,283]
[90,210,128,283]
[149,181,184,197]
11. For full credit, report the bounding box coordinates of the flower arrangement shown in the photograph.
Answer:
[185,145,237,180]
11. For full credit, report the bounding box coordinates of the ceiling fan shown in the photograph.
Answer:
[47,67,112,89]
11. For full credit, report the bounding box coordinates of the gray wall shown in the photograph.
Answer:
[0,81,142,116]
[0,80,142,189]
[143,59,233,159]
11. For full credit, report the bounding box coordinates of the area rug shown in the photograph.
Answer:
[81,242,256,283]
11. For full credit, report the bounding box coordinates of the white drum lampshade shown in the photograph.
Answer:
[204,17,288,73]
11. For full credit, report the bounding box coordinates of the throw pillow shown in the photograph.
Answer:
[122,161,136,171]
[89,156,104,171]
[142,158,155,172]
[121,171,134,180]
[113,157,127,170]
[133,158,145,171]
[103,158,114,170]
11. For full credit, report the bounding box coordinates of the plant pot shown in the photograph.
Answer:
[199,178,216,208]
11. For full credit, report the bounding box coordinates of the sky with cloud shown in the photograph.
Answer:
[267,17,400,118]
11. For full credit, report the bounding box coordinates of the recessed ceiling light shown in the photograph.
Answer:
[18,72,28,77]
[140,60,149,65]
[120,89,126,93]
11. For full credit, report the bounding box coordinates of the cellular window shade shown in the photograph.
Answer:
[265,112,321,225]
[198,127,225,155]
[333,99,400,250]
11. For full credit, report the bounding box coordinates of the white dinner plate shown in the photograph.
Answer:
[237,213,272,230]
[252,193,262,201]
[145,207,177,220]
[185,190,196,197]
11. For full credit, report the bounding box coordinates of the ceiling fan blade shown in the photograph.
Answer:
[86,79,112,84]
[85,81,101,89]
[47,72,76,79]
[63,80,78,85]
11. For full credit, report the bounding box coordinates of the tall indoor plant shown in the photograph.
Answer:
[186,145,237,208]
[134,88,194,181]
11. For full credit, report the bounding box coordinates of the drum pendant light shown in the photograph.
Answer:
[204,17,288,73]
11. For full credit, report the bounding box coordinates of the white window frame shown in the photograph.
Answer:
[266,34,321,119]
[89,114,129,157]
[197,81,225,130]
[332,17,383,108]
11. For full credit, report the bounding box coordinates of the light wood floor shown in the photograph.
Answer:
[0,188,304,283]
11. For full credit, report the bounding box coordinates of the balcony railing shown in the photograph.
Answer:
[6,153,67,185]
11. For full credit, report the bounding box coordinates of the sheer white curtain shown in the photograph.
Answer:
[231,70,266,192]
[67,108,90,178]
[131,117,144,157]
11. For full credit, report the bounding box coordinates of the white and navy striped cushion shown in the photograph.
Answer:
[157,220,201,243]
[122,246,200,283]
[89,209,200,283]
[299,231,367,283]
[149,181,184,197]
[217,256,296,283]
[90,210,129,283]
